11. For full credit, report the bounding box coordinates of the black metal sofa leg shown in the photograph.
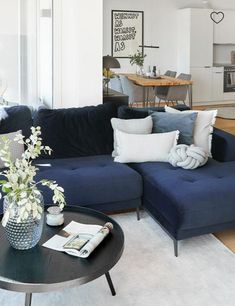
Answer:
[136,201,143,221]
[137,205,180,256]
[173,239,179,257]
[136,205,140,221]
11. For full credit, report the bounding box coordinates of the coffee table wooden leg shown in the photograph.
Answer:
[105,272,116,296]
[25,293,32,306]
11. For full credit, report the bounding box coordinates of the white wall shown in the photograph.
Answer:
[103,0,180,74]
[176,0,235,10]
[103,0,235,74]
[53,0,103,108]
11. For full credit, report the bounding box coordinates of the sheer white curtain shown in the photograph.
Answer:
[0,0,53,108]
[0,0,21,103]
[38,0,53,108]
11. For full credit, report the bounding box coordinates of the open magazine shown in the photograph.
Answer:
[42,221,113,258]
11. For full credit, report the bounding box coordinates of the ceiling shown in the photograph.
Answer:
[175,0,235,10]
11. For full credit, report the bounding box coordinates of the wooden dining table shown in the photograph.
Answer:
[123,74,193,108]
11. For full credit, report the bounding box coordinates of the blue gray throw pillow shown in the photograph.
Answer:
[151,112,198,145]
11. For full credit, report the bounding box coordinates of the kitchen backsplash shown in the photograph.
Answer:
[214,44,235,65]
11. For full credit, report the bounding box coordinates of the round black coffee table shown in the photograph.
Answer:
[0,206,124,306]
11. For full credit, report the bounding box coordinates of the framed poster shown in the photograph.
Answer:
[112,10,144,58]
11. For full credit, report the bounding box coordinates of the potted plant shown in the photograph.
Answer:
[130,50,147,75]
[0,126,66,250]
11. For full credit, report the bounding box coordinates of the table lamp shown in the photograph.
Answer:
[103,55,120,95]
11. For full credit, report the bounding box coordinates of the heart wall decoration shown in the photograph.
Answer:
[210,11,225,24]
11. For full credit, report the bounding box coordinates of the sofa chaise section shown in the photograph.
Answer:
[119,105,235,256]
[130,130,235,256]
[130,158,235,236]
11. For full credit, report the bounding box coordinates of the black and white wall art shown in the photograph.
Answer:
[112,10,144,58]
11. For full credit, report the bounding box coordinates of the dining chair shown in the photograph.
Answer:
[156,73,191,106]
[119,75,155,107]
[165,70,177,78]
[155,70,177,106]
[166,73,192,105]
[109,76,123,93]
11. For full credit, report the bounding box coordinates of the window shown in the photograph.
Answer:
[0,0,53,108]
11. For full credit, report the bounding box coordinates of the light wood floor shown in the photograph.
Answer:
[194,104,235,135]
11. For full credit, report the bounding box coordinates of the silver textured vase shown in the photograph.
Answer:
[3,194,44,250]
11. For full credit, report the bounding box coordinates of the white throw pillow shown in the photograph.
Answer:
[165,106,217,155]
[114,130,179,163]
[0,130,24,169]
[111,116,153,157]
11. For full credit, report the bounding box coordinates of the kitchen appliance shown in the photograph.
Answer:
[224,66,235,92]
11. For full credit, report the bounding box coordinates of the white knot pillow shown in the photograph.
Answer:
[168,144,208,170]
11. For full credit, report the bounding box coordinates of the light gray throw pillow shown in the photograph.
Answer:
[0,130,24,169]
[165,106,217,155]
[151,112,198,145]
[111,116,153,157]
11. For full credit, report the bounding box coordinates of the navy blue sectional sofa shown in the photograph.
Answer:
[1,103,235,256]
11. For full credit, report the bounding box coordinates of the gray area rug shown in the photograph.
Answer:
[1,212,235,306]
[207,107,235,119]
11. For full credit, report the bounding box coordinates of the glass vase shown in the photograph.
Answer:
[3,194,44,250]
[136,65,144,76]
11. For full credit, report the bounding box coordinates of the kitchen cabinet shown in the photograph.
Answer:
[223,92,235,101]
[190,9,213,67]
[214,11,235,44]
[178,8,213,69]
[178,8,235,104]
[212,67,224,101]
[192,67,224,103]
[191,67,212,102]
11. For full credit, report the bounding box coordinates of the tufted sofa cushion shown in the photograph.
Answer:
[130,159,235,238]
[34,155,142,211]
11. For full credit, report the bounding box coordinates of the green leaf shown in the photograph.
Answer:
[2,187,11,194]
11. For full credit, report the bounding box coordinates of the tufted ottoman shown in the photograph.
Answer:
[130,159,235,256]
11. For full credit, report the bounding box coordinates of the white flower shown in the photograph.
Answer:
[57,186,64,192]
[18,198,28,206]
[0,127,66,227]
[25,202,31,212]
[4,183,11,189]
[33,209,38,218]
[33,190,41,195]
